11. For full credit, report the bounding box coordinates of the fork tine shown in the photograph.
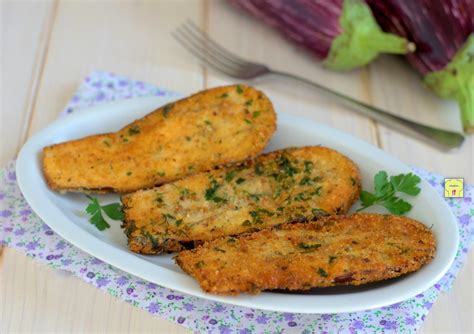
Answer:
[184,20,252,67]
[178,24,244,73]
[172,30,241,77]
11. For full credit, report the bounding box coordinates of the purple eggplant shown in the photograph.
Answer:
[228,0,414,70]
[367,0,474,133]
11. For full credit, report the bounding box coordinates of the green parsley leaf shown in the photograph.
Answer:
[357,171,421,215]
[225,170,236,182]
[374,171,390,197]
[298,242,321,252]
[299,176,312,185]
[390,173,421,196]
[382,196,412,215]
[101,203,124,220]
[318,268,328,277]
[312,208,327,218]
[163,103,174,117]
[85,196,123,231]
[236,177,246,184]
[128,125,140,136]
[304,161,313,174]
[205,179,226,203]
[195,261,205,268]
[359,190,377,207]
[89,210,109,231]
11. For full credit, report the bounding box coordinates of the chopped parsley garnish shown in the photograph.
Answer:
[185,136,192,141]
[255,163,264,176]
[161,212,183,227]
[195,261,205,268]
[248,208,274,225]
[357,171,421,215]
[252,111,261,118]
[220,92,229,98]
[249,210,261,224]
[162,213,176,221]
[128,125,140,136]
[242,220,251,226]
[204,119,212,126]
[225,171,236,182]
[103,139,111,147]
[304,161,313,173]
[311,187,322,196]
[328,256,337,264]
[180,188,193,197]
[299,176,312,185]
[294,192,310,201]
[236,177,246,184]
[205,179,226,203]
[144,231,159,250]
[155,192,164,204]
[157,171,165,177]
[245,100,253,107]
[126,171,132,176]
[85,196,123,231]
[236,85,243,94]
[312,208,327,217]
[273,186,282,199]
[298,242,321,251]
[163,103,174,117]
[318,268,328,277]
[350,177,357,186]
[277,155,300,177]
[244,119,252,125]
[248,194,261,202]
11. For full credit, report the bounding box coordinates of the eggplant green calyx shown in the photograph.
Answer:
[324,0,415,71]
[424,34,474,134]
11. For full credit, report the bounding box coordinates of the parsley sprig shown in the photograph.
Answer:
[85,196,124,231]
[356,171,421,215]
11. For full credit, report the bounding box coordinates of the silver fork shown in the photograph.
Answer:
[172,21,464,151]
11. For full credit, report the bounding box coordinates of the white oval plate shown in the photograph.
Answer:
[16,95,458,314]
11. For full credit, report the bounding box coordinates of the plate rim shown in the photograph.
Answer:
[16,95,459,314]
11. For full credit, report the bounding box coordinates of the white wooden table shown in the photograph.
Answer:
[1,1,473,332]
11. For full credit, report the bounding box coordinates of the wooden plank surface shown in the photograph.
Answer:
[1,0,472,332]
[0,0,56,165]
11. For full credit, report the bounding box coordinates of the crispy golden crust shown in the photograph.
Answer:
[42,85,276,193]
[175,213,436,295]
[122,146,361,254]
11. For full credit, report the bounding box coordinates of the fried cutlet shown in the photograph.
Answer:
[175,213,436,295]
[42,85,276,193]
[122,146,361,254]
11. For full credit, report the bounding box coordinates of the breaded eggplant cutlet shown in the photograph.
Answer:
[175,213,436,295]
[122,146,361,254]
[42,85,276,193]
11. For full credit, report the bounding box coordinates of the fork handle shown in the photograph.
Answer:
[271,70,464,151]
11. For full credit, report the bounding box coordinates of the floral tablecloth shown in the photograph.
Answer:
[1,71,473,333]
